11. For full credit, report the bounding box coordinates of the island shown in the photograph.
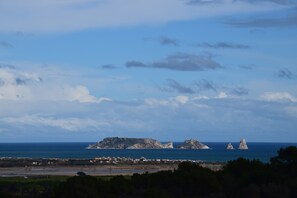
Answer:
[238,138,248,150]
[226,143,235,150]
[86,137,173,149]
[178,139,210,149]
[87,137,210,149]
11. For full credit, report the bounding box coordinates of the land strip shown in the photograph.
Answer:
[0,157,225,177]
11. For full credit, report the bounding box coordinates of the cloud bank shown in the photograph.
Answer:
[186,0,296,5]
[0,0,292,33]
[224,15,297,28]
[196,42,250,49]
[1,93,296,142]
[276,68,296,79]
[126,53,222,71]
[159,79,248,96]
[0,64,110,103]
[260,92,297,102]
[0,41,13,48]
[0,63,296,142]
[159,36,179,46]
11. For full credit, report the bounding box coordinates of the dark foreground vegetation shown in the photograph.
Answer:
[1,146,297,198]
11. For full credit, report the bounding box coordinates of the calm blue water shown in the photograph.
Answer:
[0,142,296,162]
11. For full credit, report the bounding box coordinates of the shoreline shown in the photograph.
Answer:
[0,157,225,177]
[0,165,177,177]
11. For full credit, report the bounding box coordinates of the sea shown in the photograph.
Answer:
[0,142,297,163]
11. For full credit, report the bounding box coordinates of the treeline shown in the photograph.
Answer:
[1,146,297,198]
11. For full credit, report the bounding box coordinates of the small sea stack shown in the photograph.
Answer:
[238,138,248,150]
[226,143,234,150]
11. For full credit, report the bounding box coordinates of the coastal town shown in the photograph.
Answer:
[0,156,199,167]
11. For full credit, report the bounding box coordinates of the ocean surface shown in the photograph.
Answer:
[0,142,297,162]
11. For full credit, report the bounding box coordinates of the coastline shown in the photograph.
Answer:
[2,142,297,163]
[0,165,177,177]
[0,157,225,177]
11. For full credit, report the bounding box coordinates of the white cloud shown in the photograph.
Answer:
[63,85,112,103]
[216,92,228,99]
[0,0,289,33]
[175,95,189,104]
[144,98,170,106]
[0,66,111,103]
[1,94,297,141]
[145,95,189,107]
[192,95,209,100]
[0,66,41,100]
[192,103,210,108]
[260,92,297,102]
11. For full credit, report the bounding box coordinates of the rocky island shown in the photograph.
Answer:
[226,143,234,150]
[87,137,173,149]
[87,137,210,149]
[238,138,248,150]
[178,139,210,149]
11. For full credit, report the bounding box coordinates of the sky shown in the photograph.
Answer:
[0,0,297,142]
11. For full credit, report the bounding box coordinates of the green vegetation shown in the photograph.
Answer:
[1,146,297,197]
[0,176,66,198]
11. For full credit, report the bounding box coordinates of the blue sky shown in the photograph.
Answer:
[0,0,297,142]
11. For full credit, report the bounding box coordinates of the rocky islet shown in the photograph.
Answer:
[87,137,210,150]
